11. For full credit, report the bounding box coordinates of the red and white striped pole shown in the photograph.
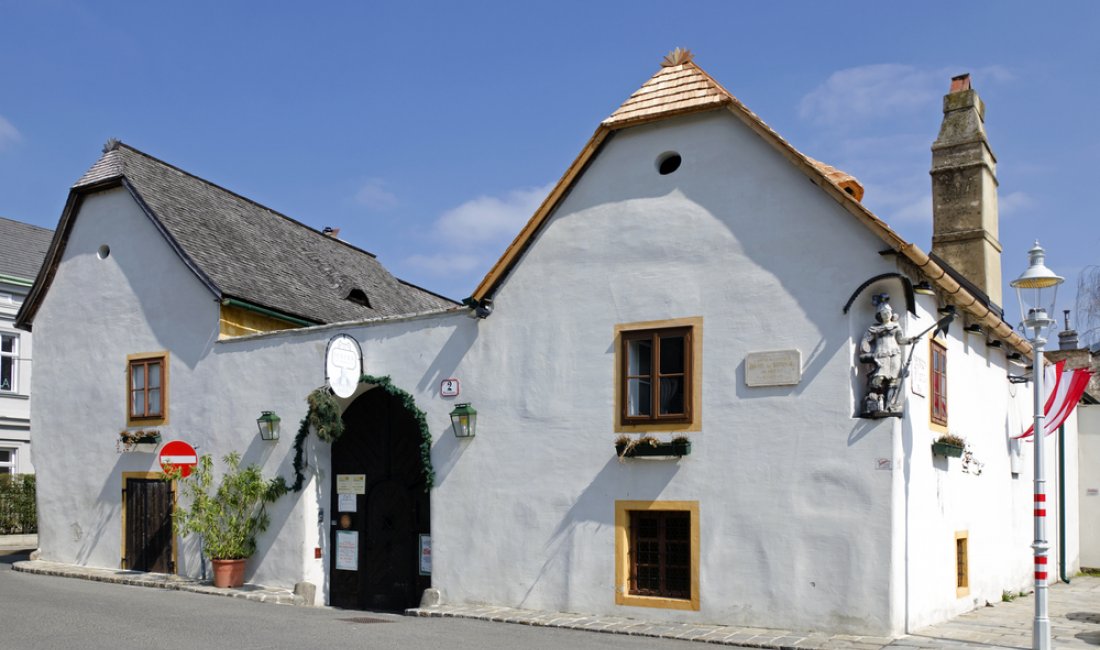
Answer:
[1031,338,1050,650]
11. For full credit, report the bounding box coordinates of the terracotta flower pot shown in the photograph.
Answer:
[211,558,246,588]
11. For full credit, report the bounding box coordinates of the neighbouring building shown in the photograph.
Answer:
[0,216,53,475]
[16,51,1079,637]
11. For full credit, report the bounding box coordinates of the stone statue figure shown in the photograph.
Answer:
[860,294,911,417]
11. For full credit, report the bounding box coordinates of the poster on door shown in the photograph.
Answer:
[419,534,431,576]
[336,530,358,571]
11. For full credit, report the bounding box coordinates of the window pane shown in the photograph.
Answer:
[131,365,145,390]
[148,363,161,389]
[627,378,651,416]
[132,390,144,417]
[658,377,684,415]
[0,357,11,391]
[0,450,10,462]
[628,339,651,376]
[1,335,12,353]
[147,389,161,416]
[659,335,685,374]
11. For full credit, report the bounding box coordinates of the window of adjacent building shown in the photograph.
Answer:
[930,340,948,427]
[128,353,168,425]
[615,500,699,611]
[955,531,969,597]
[1,334,17,393]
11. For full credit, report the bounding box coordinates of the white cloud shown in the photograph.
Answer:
[434,183,552,246]
[799,64,944,128]
[354,178,399,210]
[799,63,1014,131]
[0,115,22,150]
[999,191,1035,217]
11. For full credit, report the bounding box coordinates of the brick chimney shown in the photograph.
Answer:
[930,73,1003,307]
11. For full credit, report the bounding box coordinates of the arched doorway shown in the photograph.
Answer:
[329,387,430,610]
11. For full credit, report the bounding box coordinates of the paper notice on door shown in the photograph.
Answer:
[336,474,366,494]
[336,530,358,571]
[338,493,357,512]
[419,534,431,576]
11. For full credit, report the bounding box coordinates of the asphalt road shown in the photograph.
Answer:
[0,549,696,650]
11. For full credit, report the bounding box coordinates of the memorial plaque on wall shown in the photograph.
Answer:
[745,350,802,387]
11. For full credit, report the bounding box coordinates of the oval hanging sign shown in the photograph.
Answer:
[326,334,363,399]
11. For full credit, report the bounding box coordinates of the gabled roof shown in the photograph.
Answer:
[17,142,455,330]
[470,49,1028,355]
[0,216,53,284]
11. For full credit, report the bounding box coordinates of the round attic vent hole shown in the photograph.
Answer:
[657,152,682,175]
[97,245,111,259]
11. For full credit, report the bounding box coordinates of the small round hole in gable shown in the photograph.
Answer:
[97,245,111,259]
[657,152,682,175]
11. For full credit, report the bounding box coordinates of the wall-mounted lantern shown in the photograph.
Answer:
[913,281,935,296]
[257,411,281,441]
[449,403,477,438]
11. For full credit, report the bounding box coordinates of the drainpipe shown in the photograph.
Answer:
[1058,424,1070,583]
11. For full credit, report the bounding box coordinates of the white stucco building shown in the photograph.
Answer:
[0,216,53,476]
[16,51,1078,637]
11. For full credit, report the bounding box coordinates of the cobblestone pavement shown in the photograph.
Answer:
[409,576,1100,649]
[12,559,305,606]
[12,553,1100,649]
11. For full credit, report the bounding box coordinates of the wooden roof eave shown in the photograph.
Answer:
[469,126,614,303]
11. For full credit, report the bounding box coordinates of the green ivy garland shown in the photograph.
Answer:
[290,375,435,493]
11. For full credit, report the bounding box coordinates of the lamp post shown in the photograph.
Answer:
[1010,241,1063,650]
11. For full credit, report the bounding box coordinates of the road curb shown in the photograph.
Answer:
[13,559,305,606]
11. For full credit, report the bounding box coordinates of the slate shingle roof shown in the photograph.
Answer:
[0,216,53,282]
[26,143,455,327]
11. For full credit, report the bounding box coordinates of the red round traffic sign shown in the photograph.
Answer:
[159,440,198,478]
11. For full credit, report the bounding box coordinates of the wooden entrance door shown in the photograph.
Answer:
[124,476,173,573]
[330,388,430,610]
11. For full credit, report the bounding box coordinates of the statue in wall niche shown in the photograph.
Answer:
[860,294,912,418]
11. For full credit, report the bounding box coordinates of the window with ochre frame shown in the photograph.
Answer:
[955,530,969,598]
[615,317,702,433]
[615,500,700,611]
[127,352,168,426]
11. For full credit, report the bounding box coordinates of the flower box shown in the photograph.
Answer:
[118,431,162,453]
[932,442,964,458]
[615,439,692,459]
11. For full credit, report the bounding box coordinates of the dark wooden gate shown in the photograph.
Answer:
[330,388,429,610]
[124,477,173,573]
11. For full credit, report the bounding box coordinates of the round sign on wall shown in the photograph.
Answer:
[326,334,363,399]
[159,440,198,478]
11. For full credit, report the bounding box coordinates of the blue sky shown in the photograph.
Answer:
[2,2,1097,342]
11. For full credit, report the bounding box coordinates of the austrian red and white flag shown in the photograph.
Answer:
[1015,359,1093,439]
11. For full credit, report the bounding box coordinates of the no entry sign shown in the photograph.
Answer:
[159,440,198,477]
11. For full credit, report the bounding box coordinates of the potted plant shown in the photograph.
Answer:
[615,434,692,459]
[932,433,965,458]
[118,430,162,453]
[166,452,287,588]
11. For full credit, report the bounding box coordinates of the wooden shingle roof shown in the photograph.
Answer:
[0,216,53,283]
[18,143,455,329]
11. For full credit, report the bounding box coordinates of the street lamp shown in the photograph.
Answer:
[1010,241,1063,650]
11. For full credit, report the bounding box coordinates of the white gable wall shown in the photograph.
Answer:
[430,111,904,634]
[31,187,221,568]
